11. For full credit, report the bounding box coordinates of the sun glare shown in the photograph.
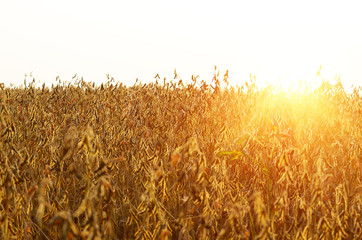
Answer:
[256,63,334,95]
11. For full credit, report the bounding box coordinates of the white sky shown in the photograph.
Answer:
[0,0,361,90]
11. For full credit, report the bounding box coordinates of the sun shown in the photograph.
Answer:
[260,65,325,94]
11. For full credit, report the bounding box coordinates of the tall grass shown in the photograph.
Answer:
[0,71,361,239]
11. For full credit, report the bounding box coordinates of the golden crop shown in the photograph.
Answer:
[0,72,361,239]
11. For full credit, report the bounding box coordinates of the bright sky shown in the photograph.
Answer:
[1,0,361,91]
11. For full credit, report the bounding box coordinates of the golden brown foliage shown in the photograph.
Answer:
[0,73,361,239]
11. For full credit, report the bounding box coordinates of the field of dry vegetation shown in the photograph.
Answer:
[0,71,361,239]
